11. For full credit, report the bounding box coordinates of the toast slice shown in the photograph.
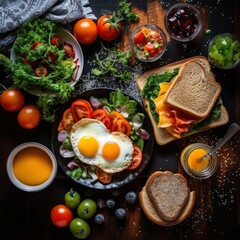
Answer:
[139,186,196,226]
[163,61,221,119]
[145,171,190,221]
[136,56,229,145]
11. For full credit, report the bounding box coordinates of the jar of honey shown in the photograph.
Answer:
[180,143,219,179]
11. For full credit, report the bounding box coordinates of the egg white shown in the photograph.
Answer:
[70,118,134,173]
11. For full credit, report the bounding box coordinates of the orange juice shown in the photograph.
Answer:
[13,147,52,185]
[187,148,210,171]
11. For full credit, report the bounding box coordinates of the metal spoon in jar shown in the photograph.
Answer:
[197,123,240,162]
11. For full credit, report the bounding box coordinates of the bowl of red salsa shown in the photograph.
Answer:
[130,24,167,62]
[165,3,202,42]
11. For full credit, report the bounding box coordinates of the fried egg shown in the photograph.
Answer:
[70,118,134,173]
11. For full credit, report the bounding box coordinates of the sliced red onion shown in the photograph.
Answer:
[136,129,150,140]
[58,130,68,142]
[67,161,80,170]
[90,97,103,109]
[132,114,142,130]
[102,105,110,113]
[60,145,75,158]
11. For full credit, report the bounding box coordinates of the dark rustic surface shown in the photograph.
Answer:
[0,0,239,239]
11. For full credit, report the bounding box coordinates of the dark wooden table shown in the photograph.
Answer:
[0,0,239,239]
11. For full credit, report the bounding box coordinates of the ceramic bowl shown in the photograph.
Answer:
[6,142,57,192]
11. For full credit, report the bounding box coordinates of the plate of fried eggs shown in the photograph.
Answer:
[51,88,154,189]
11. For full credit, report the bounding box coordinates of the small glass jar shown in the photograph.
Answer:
[164,3,202,42]
[180,143,219,179]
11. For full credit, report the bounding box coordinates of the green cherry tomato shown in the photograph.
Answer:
[69,218,91,239]
[64,188,81,209]
[77,199,97,219]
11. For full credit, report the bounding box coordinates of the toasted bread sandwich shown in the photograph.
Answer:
[136,56,229,145]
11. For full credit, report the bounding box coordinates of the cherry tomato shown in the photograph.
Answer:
[77,199,97,219]
[35,66,48,77]
[92,109,111,129]
[51,37,63,48]
[71,99,93,122]
[70,218,91,239]
[64,188,81,209]
[48,51,58,63]
[63,44,75,58]
[97,14,122,42]
[62,108,75,132]
[111,118,131,136]
[95,167,112,184]
[127,146,142,170]
[133,31,148,45]
[1,89,25,112]
[50,204,73,228]
[73,19,97,44]
[17,104,41,129]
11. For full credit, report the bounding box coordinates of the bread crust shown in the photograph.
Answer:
[135,56,229,145]
[139,171,196,226]
[145,171,190,221]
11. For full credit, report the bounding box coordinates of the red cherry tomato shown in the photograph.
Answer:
[97,14,122,42]
[1,89,25,112]
[73,19,97,44]
[92,109,111,129]
[95,167,112,184]
[50,204,73,228]
[71,99,93,122]
[51,37,63,48]
[127,146,142,170]
[17,104,41,129]
[111,118,131,136]
[63,44,75,58]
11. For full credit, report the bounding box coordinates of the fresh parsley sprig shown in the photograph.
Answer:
[117,0,139,23]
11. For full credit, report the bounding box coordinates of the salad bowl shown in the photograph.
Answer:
[10,28,84,96]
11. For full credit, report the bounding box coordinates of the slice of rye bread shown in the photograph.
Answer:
[163,61,222,119]
[139,186,196,226]
[135,56,229,145]
[145,171,190,221]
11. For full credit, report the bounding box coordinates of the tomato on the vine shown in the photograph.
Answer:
[73,19,97,44]
[1,89,25,112]
[97,13,122,42]
[50,204,73,228]
[127,146,142,170]
[17,104,41,129]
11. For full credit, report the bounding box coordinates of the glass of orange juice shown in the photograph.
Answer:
[180,143,219,179]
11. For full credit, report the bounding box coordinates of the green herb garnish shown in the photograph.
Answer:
[118,0,139,23]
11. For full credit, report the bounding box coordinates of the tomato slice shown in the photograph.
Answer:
[64,44,75,58]
[127,146,142,170]
[51,37,63,48]
[95,167,112,184]
[62,108,75,132]
[92,109,111,129]
[109,111,125,124]
[34,66,48,77]
[31,41,41,50]
[58,120,64,132]
[71,99,93,122]
[111,118,131,136]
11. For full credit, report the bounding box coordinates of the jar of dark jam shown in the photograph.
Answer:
[165,3,202,42]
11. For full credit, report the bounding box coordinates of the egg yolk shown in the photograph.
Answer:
[102,141,120,161]
[187,148,211,171]
[78,136,99,157]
